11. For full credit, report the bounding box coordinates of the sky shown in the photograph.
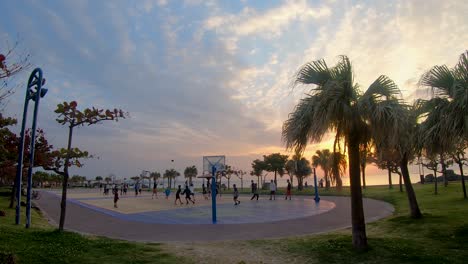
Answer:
[1,0,467,186]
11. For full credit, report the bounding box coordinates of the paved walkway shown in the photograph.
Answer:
[35,191,394,242]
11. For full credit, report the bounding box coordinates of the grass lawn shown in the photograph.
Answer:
[0,188,190,264]
[1,182,467,263]
[246,182,468,264]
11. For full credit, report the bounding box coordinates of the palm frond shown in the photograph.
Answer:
[419,65,455,98]
[293,59,332,87]
[363,75,401,100]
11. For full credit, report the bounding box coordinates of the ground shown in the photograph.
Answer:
[1,183,467,263]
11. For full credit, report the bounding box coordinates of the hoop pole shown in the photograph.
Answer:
[313,168,320,203]
[211,165,217,224]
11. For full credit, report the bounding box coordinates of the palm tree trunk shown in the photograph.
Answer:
[325,173,330,189]
[59,126,74,231]
[361,164,366,189]
[387,164,392,189]
[274,170,277,187]
[433,168,438,195]
[400,154,422,218]
[456,154,466,199]
[441,155,448,187]
[348,136,367,250]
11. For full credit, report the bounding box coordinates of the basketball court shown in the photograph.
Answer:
[45,189,336,224]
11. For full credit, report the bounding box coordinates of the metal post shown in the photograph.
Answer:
[211,165,217,224]
[313,168,320,203]
[14,68,46,227]
[14,94,30,225]
[25,81,44,228]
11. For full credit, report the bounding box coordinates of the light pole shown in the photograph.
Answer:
[15,68,48,226]
[313,167,320,203]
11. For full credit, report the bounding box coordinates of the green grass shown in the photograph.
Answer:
[2,183,467,263]
[0,188,190,264]
[249,182,468,264]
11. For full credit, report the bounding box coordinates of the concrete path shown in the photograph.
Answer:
[35,191,394,242]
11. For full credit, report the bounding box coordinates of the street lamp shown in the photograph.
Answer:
[15,68,48,227]
[313,166,320,203]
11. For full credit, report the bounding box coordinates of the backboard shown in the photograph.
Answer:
[203,155,225,174]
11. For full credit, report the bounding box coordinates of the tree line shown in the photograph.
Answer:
[282,51,467,250]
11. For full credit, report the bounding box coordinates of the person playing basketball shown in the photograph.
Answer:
[285,179,292,200]
[174,185,183,205]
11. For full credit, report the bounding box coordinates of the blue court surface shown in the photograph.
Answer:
[68,195,335,224]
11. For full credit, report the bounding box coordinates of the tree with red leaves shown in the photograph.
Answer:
[47,101,127,231]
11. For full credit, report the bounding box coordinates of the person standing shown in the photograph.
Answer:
[269,180,276,200]
[250,180,259,200]
[152,182,158,199]
[174,185,183,205]
[233,184,240,205]
[134,181,139,196]
[113,186,119,208]
[285,179,292,200]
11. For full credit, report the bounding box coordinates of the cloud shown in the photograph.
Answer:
[204,0,331,38]
[1,0,466,182]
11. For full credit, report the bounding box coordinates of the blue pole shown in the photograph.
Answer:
[211,165,217,224]
[25,73,44,228]
[14,94,30,225]
[313,168,320,203]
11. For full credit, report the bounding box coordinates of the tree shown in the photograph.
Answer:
[263,153,288,186]
[330,151,347,189]
[234,169,247,190]
[163,169,180,188]
[223,165,235,189]
[282,56,406,249]
[312,149,331,188]
[184,165,197,185]
[359,145,374,189]
[6,128,53,208]
[452,145,467,198]
[1,41,31,104]
[251,159,266,187]
[284,159,296,189]
[104,177,111,184]
[44,101,126,231]
[295,157,312,190]
[95,176,103,183]
[150,171,161,186]
[419,51,468,198]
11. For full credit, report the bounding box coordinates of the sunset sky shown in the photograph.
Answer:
[1,0,467,185]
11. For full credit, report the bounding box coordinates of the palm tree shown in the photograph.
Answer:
[163,169,180,189]
[312,149,331,188]
[184,165,197,185]
[150,171,161,187]
[223,165,235,189]
[263,153,288,186]
[359,145,374,189]
[285,159,296,188]
[283,56,406,249]
[330,151,347,188]
[419,51,468,198]
[251,159,266,187]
